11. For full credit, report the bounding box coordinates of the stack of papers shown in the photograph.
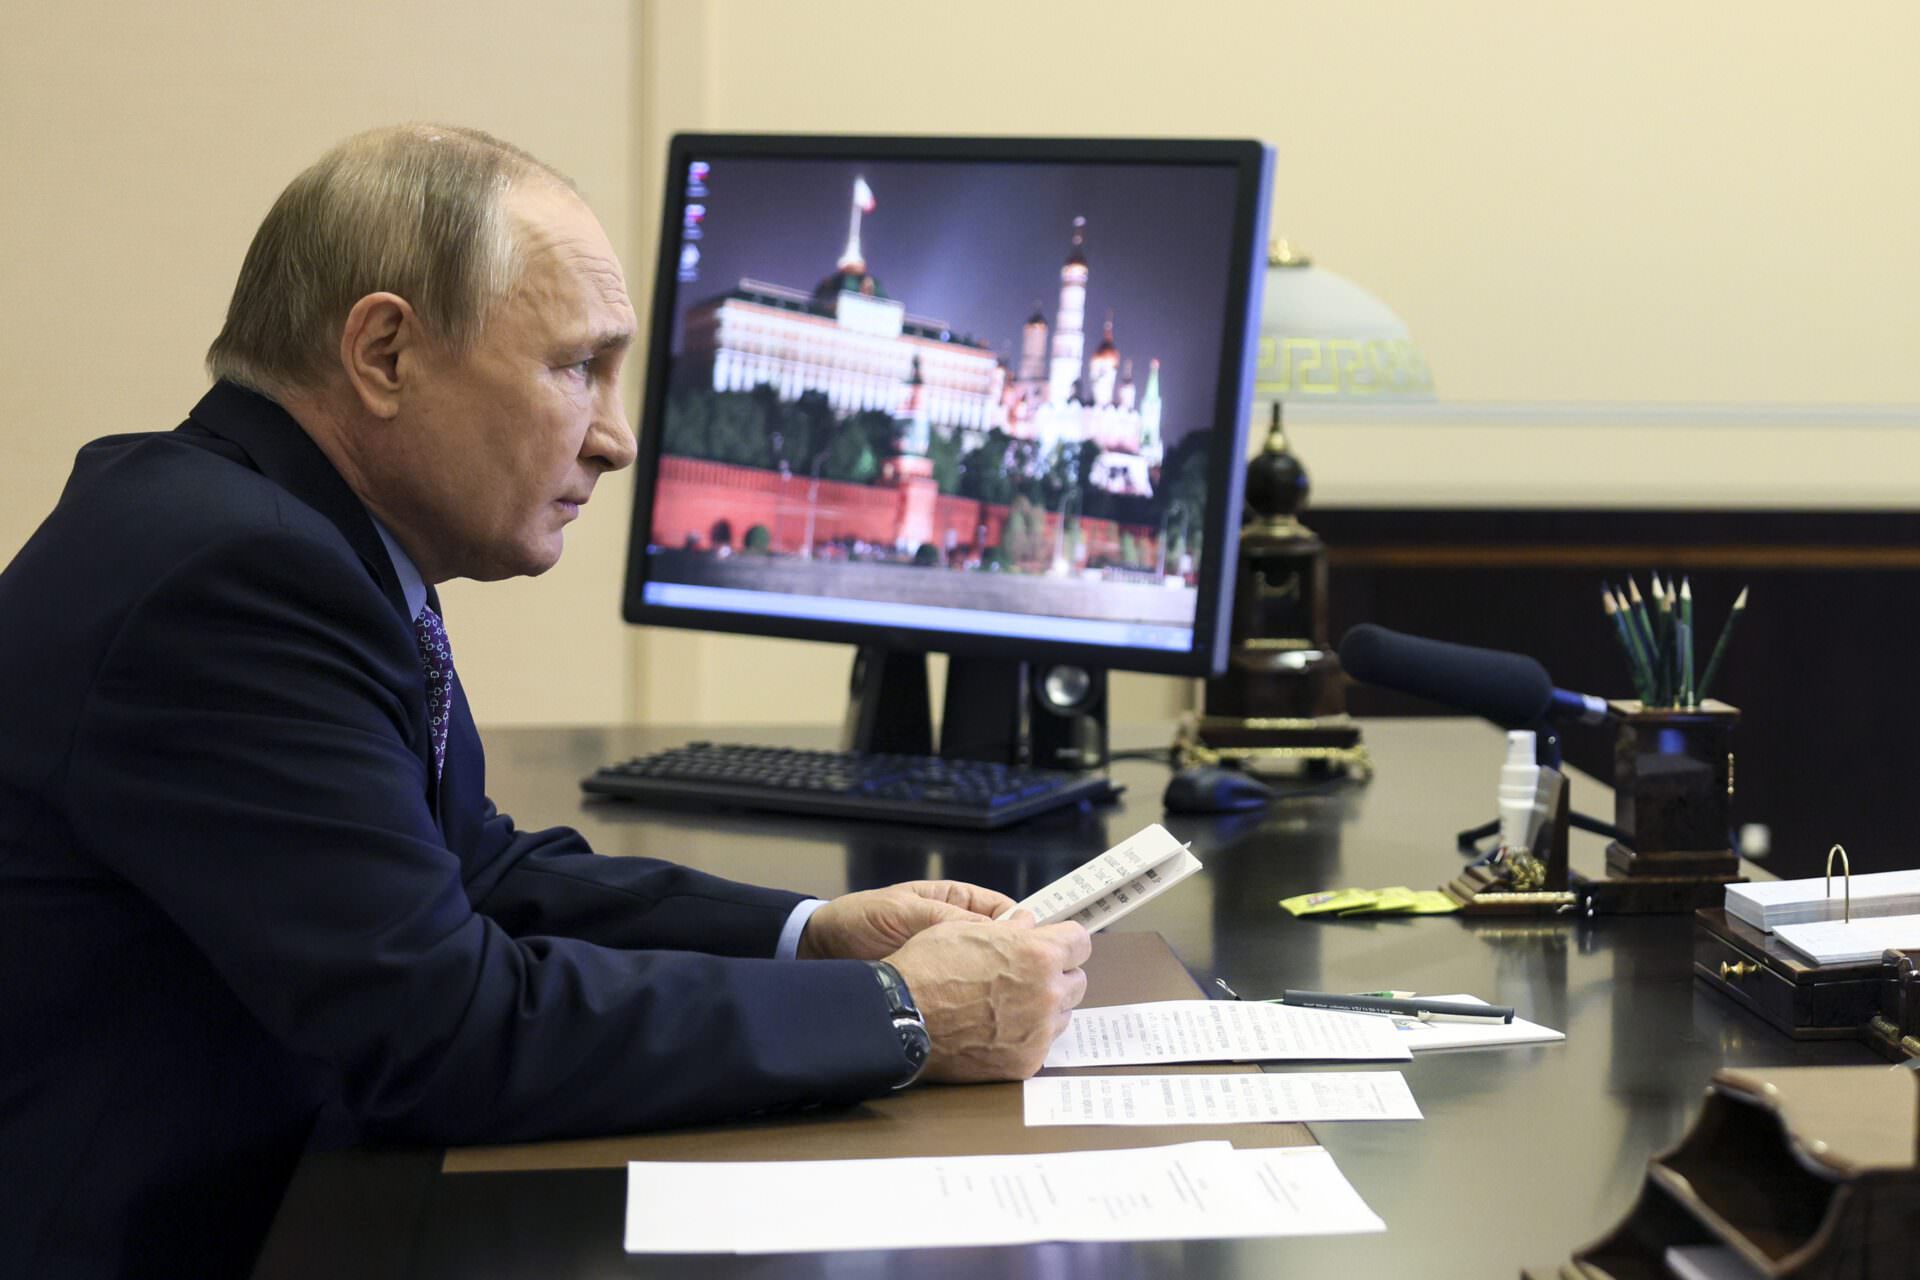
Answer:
[1281,886,1459,917]
[1011,823,1202,932]
[625,1142,1385,1253]
[1389,995,1565,1052]
[1773,913,1920,966]
[1042,999,1411,1069]
[1725,869,1920,932]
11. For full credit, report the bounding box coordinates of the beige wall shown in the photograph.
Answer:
[1,0,642,727]
[6,1,1918,729]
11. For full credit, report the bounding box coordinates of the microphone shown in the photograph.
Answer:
[1337,624,1610,729]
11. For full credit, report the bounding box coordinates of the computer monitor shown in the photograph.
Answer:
[622,134,1273,760]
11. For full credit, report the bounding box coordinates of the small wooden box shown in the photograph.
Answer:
[1693,908,1886,1040]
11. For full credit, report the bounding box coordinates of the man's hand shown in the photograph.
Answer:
[884,912,1092,1083]
[797,880,1019,961]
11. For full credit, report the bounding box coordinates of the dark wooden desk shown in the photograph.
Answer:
[251,719,1872,1279]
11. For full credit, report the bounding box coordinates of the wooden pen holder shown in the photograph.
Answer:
[1576,700,1746,914]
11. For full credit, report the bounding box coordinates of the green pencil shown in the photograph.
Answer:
[1697,585,1748,702]
[1604,585,1654,703]
[1679,578,1696,706]
[1653,575,1674,707]
[1612,585,1650,703]
[1625,577,1659,699]
[1619,584,1657,703]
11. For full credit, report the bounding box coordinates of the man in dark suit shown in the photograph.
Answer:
[0,124,1090,1278]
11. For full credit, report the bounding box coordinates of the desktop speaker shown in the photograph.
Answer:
[1028,665,1108,771]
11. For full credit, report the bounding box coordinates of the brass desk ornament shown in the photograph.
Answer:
[1178,404,1367,778]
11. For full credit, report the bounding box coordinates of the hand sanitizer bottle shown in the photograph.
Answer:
[1498,730,1540,854]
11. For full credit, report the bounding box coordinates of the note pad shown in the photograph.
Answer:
[1725,869,1920,932]
[1010,823,1201,932]
[1773,913,1920,966]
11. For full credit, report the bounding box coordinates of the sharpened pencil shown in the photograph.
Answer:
[1625,577,1659,697]
[1605,587,1651,706]
[1653,578,1675,707]
[1697,585,1748,702]
[1605,585,1654,704]
[1679,578,1695,707]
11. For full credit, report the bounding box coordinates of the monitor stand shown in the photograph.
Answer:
[839,645,1029,766]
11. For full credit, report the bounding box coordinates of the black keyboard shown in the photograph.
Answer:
[581,742,1113,830]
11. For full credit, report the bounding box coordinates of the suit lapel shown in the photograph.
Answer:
[186,382,409,620]
[187,381,443,816]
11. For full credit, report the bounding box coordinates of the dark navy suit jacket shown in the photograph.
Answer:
[0,383,903,1277]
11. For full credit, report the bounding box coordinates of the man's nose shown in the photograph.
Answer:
[586,384,637,472]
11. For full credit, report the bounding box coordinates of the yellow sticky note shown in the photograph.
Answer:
[1280,888,1375,917]
[1367,886,1421,914]
[1402,890,1462,914]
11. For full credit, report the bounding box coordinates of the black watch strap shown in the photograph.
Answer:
[868,961,931,1089]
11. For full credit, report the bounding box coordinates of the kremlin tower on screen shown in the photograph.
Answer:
[678,180,1168,496]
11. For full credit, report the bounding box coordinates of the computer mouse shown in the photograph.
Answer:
[1162,766,1275,814]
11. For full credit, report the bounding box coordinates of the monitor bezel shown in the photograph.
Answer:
[621,132,1271,679]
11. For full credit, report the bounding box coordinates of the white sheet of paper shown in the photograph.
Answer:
[624,1142,1384,1253]
[1043,999,1412,1068]
[1389,994,1565,1052]
[1023,1070,1421,1126]
[1011,823,1201,932]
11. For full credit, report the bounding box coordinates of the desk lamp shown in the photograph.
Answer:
[1182,241,1434,778]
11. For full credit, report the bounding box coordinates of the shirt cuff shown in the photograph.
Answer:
[775,898,829,960]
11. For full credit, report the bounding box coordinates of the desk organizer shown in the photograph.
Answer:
[1693,908,1886,1040]
[1574,700,1747,914]
[1528,1065,1919,1280]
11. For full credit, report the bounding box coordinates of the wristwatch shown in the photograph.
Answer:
[867,960,931,1090]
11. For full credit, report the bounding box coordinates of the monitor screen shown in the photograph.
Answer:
[623,135,1271,677]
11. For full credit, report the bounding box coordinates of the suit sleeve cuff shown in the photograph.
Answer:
[775,898,828,960]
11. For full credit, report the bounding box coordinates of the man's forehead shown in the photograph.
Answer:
[507,186,635,330]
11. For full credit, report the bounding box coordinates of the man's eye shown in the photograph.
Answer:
[565,359,593,379]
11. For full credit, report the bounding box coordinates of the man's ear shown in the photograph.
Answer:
[339,292,418,421]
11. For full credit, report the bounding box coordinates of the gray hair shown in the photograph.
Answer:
[206,123,573,398]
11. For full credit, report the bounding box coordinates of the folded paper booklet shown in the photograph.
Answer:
[1281,886,1459,917]
[1010,823,1202,933]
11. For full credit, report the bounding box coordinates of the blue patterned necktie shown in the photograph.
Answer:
[413,605,453,783]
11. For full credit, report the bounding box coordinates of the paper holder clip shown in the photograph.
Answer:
[1824,843,1851,924]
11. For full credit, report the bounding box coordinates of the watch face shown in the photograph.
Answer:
[898,1019,931,1073]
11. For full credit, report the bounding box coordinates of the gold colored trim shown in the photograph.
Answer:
[1330,544,1920,571]
[1199,714,1356,730]
[1456,892,1579,907]
[1254,336,1434,398]
[1249,516,1311,539]
[1173,738,1373,779]
[1268,239,1311,268]
[1235,639,1318,652]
